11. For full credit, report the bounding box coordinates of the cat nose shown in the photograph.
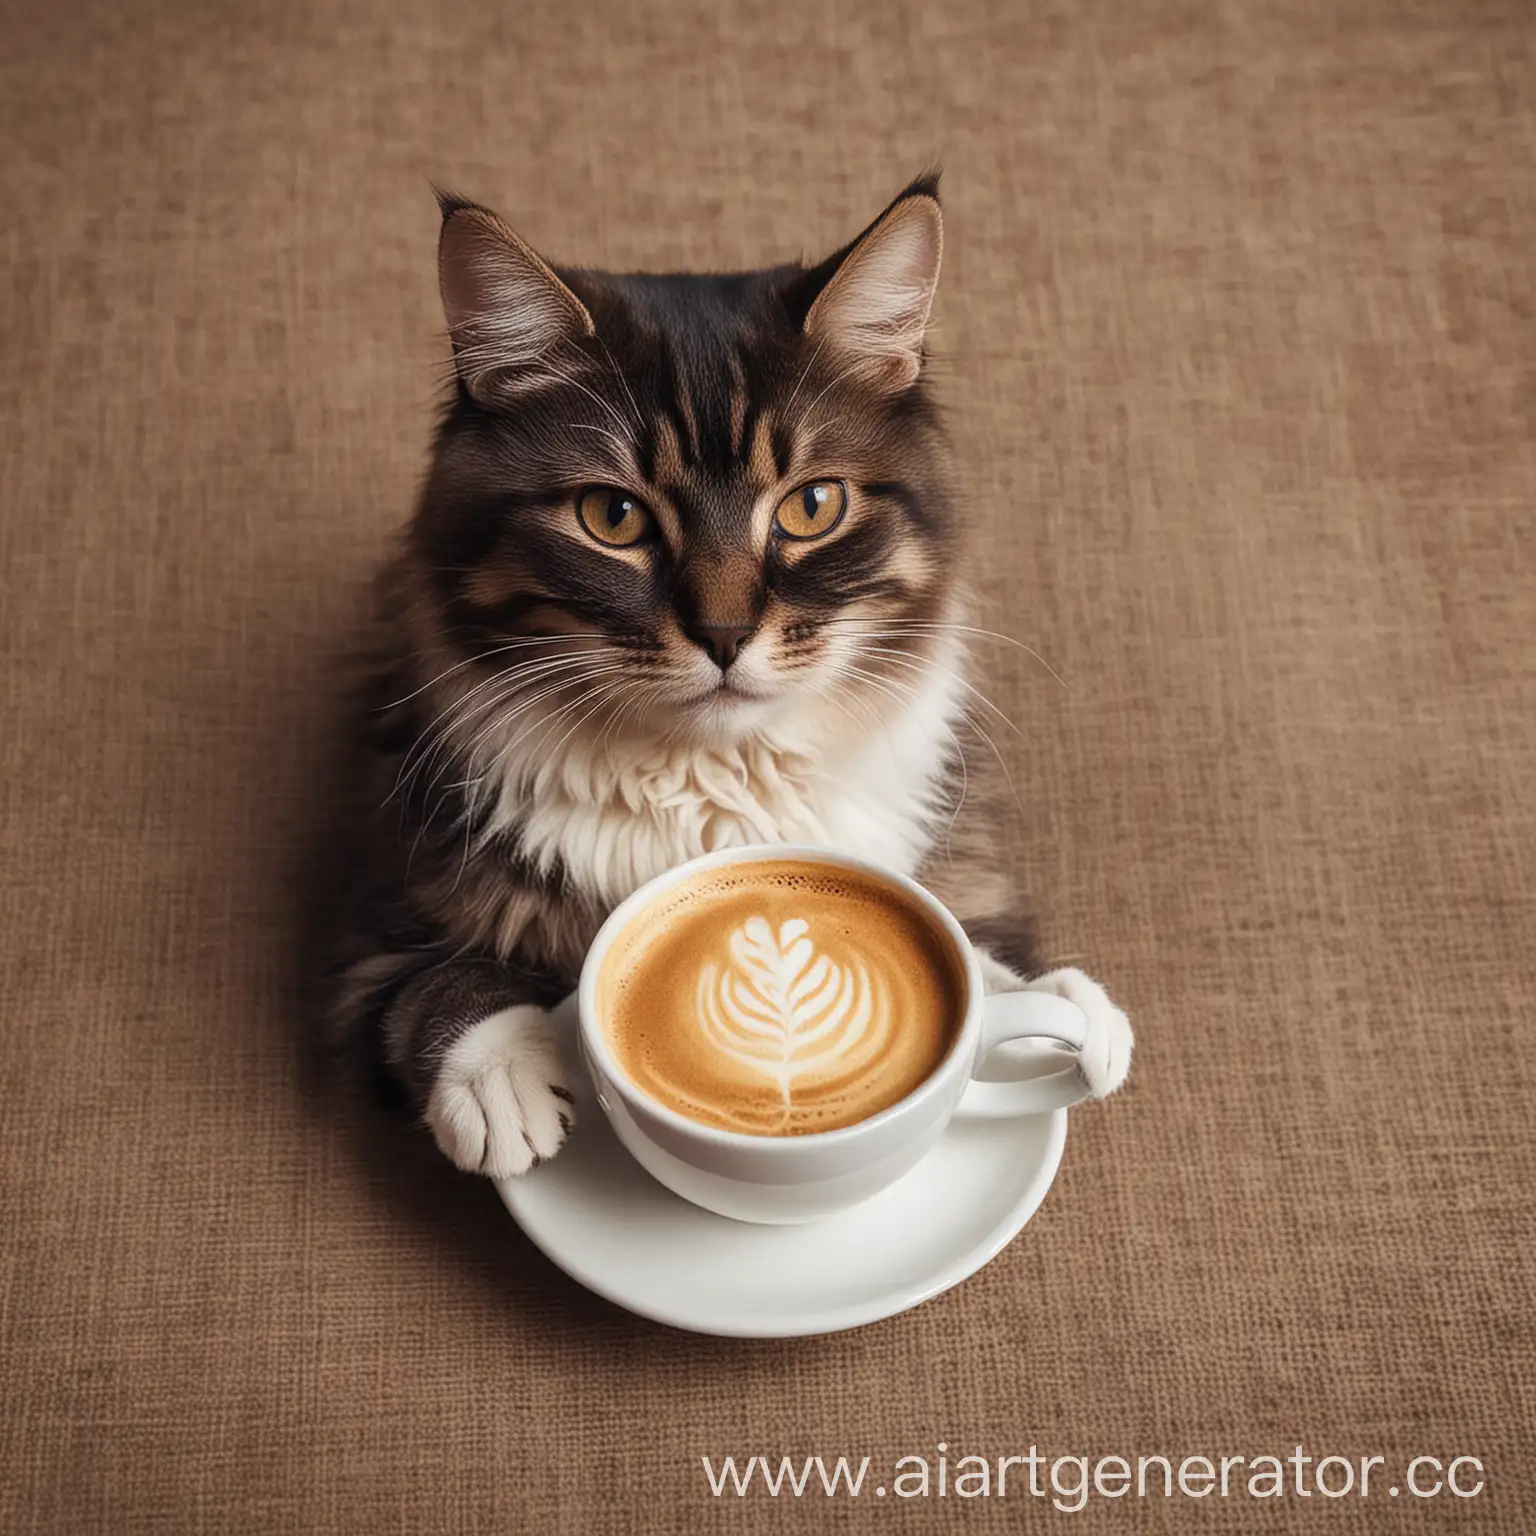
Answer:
[685,623,757,669]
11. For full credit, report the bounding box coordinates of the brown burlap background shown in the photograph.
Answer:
[3,1,1532,1531]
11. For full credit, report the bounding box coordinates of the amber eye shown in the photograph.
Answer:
[774,479,848,540]
[577,487,653,547]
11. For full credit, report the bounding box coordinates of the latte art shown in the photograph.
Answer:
[599,860,965,1135]
[697,916,891,1109]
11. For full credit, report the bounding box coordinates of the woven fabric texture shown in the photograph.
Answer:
[2,0,1532,1530]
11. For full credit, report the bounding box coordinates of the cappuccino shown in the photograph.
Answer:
[597,859,966,1136]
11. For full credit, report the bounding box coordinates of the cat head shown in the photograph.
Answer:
[408,176,963,756]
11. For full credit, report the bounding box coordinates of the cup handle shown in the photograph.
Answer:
[956,991,1095,1119]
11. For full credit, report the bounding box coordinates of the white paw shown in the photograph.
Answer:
[424,1006,574,1178]
[1024,967,1133,1099]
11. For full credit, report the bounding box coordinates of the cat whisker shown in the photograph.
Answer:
[392,678,524,810]
[941,699,1024,818]
[844,644,1025,813]
[827,619,1070,692]
[376,632,607,712]
[595,677,656,754]
[790,360,862,440]
[534,676,635,765]
[843,642,1023,738]
[449,685,623,850]
[564,422,635,460]
[396,647,616,766]
[398,653,630,818]
[780,337,825,423]
[836,657,1021,820]
[816,674,916,796]
[595,337,646,433]
[451,660,634,781]
[387,647,621,806]
[536,361,638,445]
[443,677,615,881]
[818,667,894,743]
[595,690,633,754]
[412,668,622,872]
[453,677,633,887]
[830,661,973,834]
[453,660,637,802]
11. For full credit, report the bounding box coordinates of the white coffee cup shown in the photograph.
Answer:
[577,844,1096,1225]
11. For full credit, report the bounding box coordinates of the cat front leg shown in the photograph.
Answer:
[974,947,1134,1101]
[374,957,574,1177]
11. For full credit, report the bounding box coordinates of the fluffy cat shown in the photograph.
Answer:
[329,175,1132,1177]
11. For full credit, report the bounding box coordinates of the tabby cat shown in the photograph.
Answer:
[329,175,1132,1177]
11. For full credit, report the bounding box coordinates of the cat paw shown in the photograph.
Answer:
[424,1006,574,1178]
[1024,967,1133,1099]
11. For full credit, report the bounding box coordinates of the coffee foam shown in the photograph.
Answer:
[598,860,967,1136]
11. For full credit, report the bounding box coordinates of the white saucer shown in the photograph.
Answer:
[497,996,1068,1337]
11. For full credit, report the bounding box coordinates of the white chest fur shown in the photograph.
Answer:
[472,654,965,907]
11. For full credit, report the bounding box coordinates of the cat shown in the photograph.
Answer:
[328,174,1133,1178]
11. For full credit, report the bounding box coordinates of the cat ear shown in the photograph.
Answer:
[436,192,595,404]
[799,176,943,393]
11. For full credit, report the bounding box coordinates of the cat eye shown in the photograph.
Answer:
[577,487,654,547]
[774,479,848,540]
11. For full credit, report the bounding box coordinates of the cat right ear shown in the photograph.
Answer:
[436,192,595,404]
[790,174,944,394]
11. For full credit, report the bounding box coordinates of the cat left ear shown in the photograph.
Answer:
[436,192,595,404]
[798,176,943,393]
